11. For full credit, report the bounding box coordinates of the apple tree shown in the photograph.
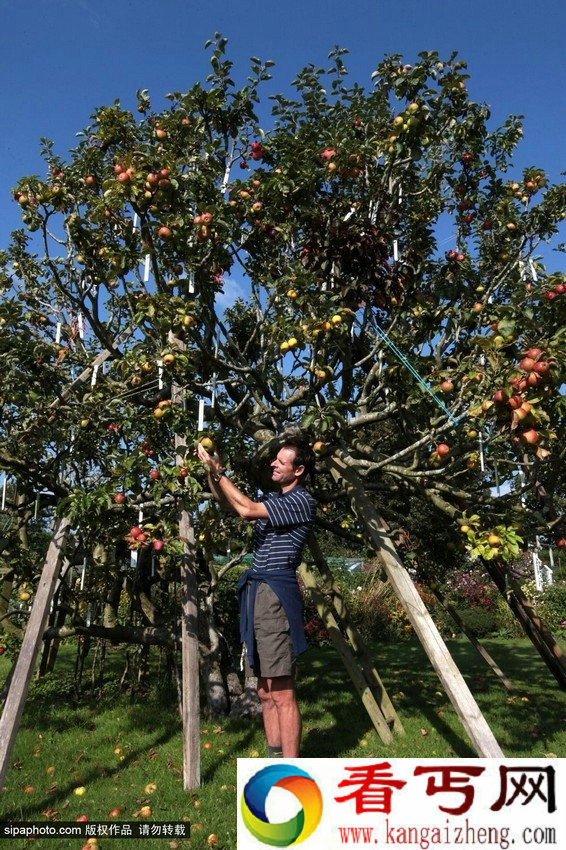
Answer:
[1,37,565,705]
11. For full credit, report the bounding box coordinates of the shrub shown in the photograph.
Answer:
[535,582,566,633]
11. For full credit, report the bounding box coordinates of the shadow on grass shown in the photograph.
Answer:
[296,637,565,757]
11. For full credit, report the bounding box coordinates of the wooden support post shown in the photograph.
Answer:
[328,455,504,758]
[297,563,394,745]
[170,329,200,789]
[307,534,404,734]
[483,559,566,689]
[432,588,513,692]
[0,517,70,789]
[178,507,201,789]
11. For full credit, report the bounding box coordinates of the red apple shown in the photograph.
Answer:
[532,361,549,374]
[508,396,523,409]
[114,493,126,505]
[527,372,541,386]
[435,443,450,457]
[159,168,171,179]
[440,380,454,393]
[109,808,122,818]
[76,814,89,822]
[544,291,557,301]
[554,283,565,294]
[520,357,535,372]
[130,526,143,538]
[521,429,540,445]
[321,148,336,160]
[493,390,508,404]
[114,163,125,175]
[152,540,165,553]
[158,226,172,239]
[178,467,189,479]
[136,533,148,544]
[524,347,543,360]
[149,469,161,480]
[556,538,566,548]
[0,646,5,655]
[117,172,130,184]
[85,175,95,187]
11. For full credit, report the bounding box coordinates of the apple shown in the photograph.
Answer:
[520,402,532,414]
[460,525,471,533]
[117,172,130,184]
[287,289,298,299]
[544,291,557,301]
[554,283,565,294]
[471,303,483,314]
[435,443,450,457]
[440,380,454,393]
[462,152,474,164]
[330,314,342,326]
[280,341,290,353]
[321,148,336,160]
[114,163,125,175]
[287,337,298,349]
[493,390,508,404]
[178,467,189,479]
[199,437,215,451]
[142,361,153,373]
[144,783,157,794]
[207,836,219,847]
[137,533,148,544]
[521,429,540,445]
[139,805,152,817]
[508,396,523,409]
[155,128,167,140]
[130,526,143,539]
[74,786,87,796]
[153,407,165,418]
[520,357,535,372]
[312,441,327,455]
[467,430,478,439]
[85,176,95,187]
[76,814,89,822]
[527,372,541,386]
[114,493,126,505]
[147,172,159,186]
[487,534,501,547]
[109,808,121,817]
[162,353,176,365]
[533,361,549,374]
[557,539,566,548]
[149,469,161,480]
[152,540,165,553]
[158,226,172,239]
[19,591,31,602]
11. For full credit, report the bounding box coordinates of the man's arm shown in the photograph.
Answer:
[197,443,269,521]
[214,474,269,520]
[207,471,238,515]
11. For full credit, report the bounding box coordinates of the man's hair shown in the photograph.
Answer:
[278,440,315,483]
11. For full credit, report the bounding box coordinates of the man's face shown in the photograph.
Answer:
[271,447,304,485]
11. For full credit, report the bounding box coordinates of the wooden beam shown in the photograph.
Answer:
[178,507,201,789]
[170,329,200,789]
[0,517,70,789]
[298,563,394,744]
[328,455,504,758]
[307,534,404,734]
[432,589,513,692]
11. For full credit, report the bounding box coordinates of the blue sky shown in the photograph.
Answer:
[1,0,564,268]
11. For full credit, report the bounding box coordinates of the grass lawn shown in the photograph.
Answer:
[0,636,564,849]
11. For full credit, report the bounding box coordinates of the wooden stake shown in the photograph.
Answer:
[432,588,513,691]
[307,534,404,733]
[297,563,393,744]
[170,330,200,788]
[0,517,70,789]
[327,454,504,757]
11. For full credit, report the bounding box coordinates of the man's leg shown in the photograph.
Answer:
[256,676,281,753]
[269,670,302,757]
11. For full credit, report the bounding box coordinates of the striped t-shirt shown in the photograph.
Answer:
[251,485,317,572]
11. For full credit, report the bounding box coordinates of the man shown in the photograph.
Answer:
[196,439,316,757]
